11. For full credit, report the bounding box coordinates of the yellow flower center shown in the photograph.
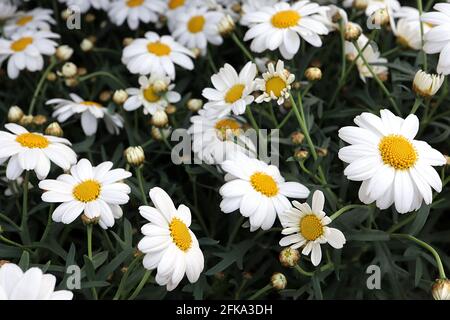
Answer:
[378,135,417,170]
[147,42,171,56]
[265,76,286,97]
[215,118,241,140]
[187,15,205,33]
[250,172,278,197]
[16,15,33,26]
[81,101,102,107]
[143,85,160,102]
[271,10,301,29]
[10,37,33,52]
[300,214,324,241]
[224,84,245,103]
[73,180,101,203]
[16,133,49,149]
[126,0,144,7]
[169,217,192,251]
[168,0,184,10]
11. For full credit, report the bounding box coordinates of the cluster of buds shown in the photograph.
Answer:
[8,106,49,127]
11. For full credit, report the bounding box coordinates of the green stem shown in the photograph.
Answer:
[78,71,126,88]
[207,46,218,73]
[410,97,423,114]
[87,224,94,259]
[417,0,427,71]
[338,19,347,83]
[227,216,245,248]
[231,32,255,62]
[20,171,31,244]
[248,284,272,300]
[330,204,366,221]
[28,58,58,115]
[276,109,293,129]
[294,264,315,277]
[128,270,151,300]
[136,166,148,205]
[387,211,417,233]
[0,235,25,248]
[245,105,259,131]
[113,255,142,300]
[39,204,54,242]
[391,233,446,279]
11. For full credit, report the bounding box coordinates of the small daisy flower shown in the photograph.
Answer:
[165,0,195,31]
[219,152,310,231]
[413,70,445,97]
[0,123,77,180]
[0,30,60,79]
[171,6,224,54]
[202,61,257,118]
[422,3,450,75]
[255,60,295,105]
[279,190,346,266]
[243,1,329,59]
[108,0,165,30]
[188,110,256,164]
[0,263,73,300]
[39,158,131,229]
[3,8,55,37]
[122,31,194,80]
[46,93,124,136]
[0,1,17,21]
[138,187,204,291]
[59,0,111,13]
[338,109,446,214]
[124,74,180,115]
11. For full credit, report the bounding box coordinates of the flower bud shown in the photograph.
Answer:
[432,279,450,300]
[61,8,71,20]
[81,214,99,225]
[344,22,362,41]
[318,147,328,157]
[218,14,235,37]
[55,45,74,61]
[8,105,24,122]
[61,62,77,78]
[369,8,390,28]
[231,3,241,14]
[165,104,177,115]
[290,131,305,145]
[152,79,168,94]
[413,70,444,98]
[279,247,300,267]
[45,122,64,137]
[151,126,171,141]
[113,89,128,105]
[99,90,112,102]
[47,72,57,81]
[187,99,203,112]
[191,48,202,59]
[80,38,94,52]
[123,37,134,46]
[294,149,309,160]
[353,0,368,10]
[33,115,47,126]
[304,67,322,81]
[124,146,145,166]
[445,155,450,166]
[151,110,169,127]
[271,273,287,290]
[64,77,79,88]
[85,13,96,23]
[19,115,33,126]
[77,67,88,76]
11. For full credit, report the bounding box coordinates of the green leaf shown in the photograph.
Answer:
[407,204,430,236]
[18,251,30,271]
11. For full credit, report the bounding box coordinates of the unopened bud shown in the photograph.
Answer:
[369,8,390,28]
[99,90,112,102]
[8,106,24,122]
[271,272,287,290]
[294,149,309,160]
[353,0,368,10]
[432,279,450,300]
[61,62,77,78]
[45,122,64,137]
[445,155,450,166]
[64,77,79,87]
[85,13,96,23]
[19,115,33,126]
[123,37,134,46]
[124,146,145,166]
[165,104,177,115]
[80,38,94,52]
[187,99,203,112]
[151,110,169,127]
[318,147,328,157]
[55,45,74,61]
[113,90,128,105]
[291,132,305,145]
[152,80,168,94]
[304,67,322,81]
[344,22,362,41]
[191,48,202,59]
[33,115,47,126]
[279,247,300,267]
[218,14,235,36]
[47,72,57,81]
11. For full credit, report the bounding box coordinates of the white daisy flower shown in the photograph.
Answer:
[345,34,388,82]
[365,0,401,31]
[422,3,450,75]
[122,31,194,80]
[137,187,204,291]
[395,18,430,50]
[165,0,196,31]
[46,93,124,136]
[338,109,446,214]
[0,263,73,300]
[124,74,180,115]
[39,158,132,229]
[59,0,111,13]
[219,152,310,231]
[240,0,285,26]
[108,0,165,30]
[188,110,256,165]
[171,6,224,54]
[279,190,346,266]
[3,8,55,37]
[0,123,77,180]
[0,30,60,79]
[255,60,295,105]
[243,1,329,59]
[0,1,17,21]
[202,61,257,118]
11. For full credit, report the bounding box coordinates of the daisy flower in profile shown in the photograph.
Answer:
[255,60,295,105]
[0,30,59,79]
[3,8,55,37]
[171,6,224,54]
[0,1,17,21]
[59,0,111,13]
[202,61,257,118]
[39,158,131,229]
[124,74,180,115]
[219,152,310,231]
[395,18,430,51]
[345,34,388,82]
[338,109,446,214]
[138,187,204,291]
[279,190,346,266]
[46,93,124,136]
[0,123,76,180]
[188,110,256,164]
[0,263,73,300]
[122,31,194,80]
[108,0,165,30]
[422,3,450,75]
[413,70,444,98]
[243,1,329,59]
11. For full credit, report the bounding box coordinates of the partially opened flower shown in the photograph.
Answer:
[219,152,310,231]
[279,190,346,266]
[255,60,295,105]
[338,109,446,213]
[202,61,257,118]
[122,31,194,79]
[47,93,124,136]
[39,158,131,229]
[0,123,76,180]
[0,1,17,21]
[243,1,329,59]
[0,263,73,300]
[3,8,55,37]
[138,187,204,291]
[108,0,165,30]
[413,70,444,97]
